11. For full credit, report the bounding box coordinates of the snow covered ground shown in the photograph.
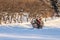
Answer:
[0,17,60,40]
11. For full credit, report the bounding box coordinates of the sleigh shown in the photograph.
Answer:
[31,21,44,29]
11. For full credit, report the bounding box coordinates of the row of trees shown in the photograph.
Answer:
[0,0,59,24]
[0,12,24,24]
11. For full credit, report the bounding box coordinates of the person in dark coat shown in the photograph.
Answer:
[36,16,44,29]
[31,16,44,29]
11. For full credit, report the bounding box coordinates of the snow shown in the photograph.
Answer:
[0,17,60,40]
[44,17,60,28]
